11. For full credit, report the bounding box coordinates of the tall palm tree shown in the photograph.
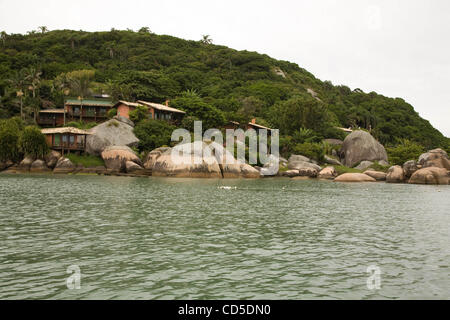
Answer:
[8,69,27,119]
[200,35,212,45]
[38,26,48,34]
[66,70,95,121]
[25,67,42,98]
[0,31,7,46]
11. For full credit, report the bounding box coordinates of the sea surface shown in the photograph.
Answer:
[0,174,449,299]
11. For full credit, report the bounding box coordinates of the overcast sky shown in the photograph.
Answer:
[1,0,449,136]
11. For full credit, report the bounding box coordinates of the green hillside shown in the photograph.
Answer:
[0,28,448,154]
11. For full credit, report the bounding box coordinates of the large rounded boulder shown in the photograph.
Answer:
[53,157,75,174]
[386,165,405,183]
[151,141,260,178]
[418,148,450,170]
[340,130,388,167]
[143,147,172,170]
[409,167,449,185]
[30,159,50,173]
[101,145,142,172]
[44,151,62,169]
[86,116,139,156]
[334,173,376,182]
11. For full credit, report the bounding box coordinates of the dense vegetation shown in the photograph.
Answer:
[0,117,48,161]
[0,28,448,161]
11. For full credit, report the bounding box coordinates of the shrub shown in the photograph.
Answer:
[129,105,149,124]
[107,108,117,119]
[0,118,23,162]
[386,140,425,166]
[292,142,325,163]
[19,126,49,158]
[134,119,176,151]
[334,165,362,175]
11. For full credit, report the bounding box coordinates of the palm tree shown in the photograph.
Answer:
[9,69,27,119]
[66,70,95,121]
[0,31,7,46]
[25,67,42,98]
[38,26,48,34]
[200,35,212,45]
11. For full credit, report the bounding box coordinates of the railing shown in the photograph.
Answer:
[52,142,85,150]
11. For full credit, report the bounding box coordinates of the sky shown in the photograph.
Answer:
[1,0,449,136]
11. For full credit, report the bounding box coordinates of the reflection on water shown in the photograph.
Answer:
[0,174,449,299]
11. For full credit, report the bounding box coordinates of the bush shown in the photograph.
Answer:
[292,142,325,163]
[65,121,97,129]
[107,108,117,119]
[129,105,149,124]
[386,140,425,166]
[0,118,23,162]
[134,119,176,151]
[19,126,49,158]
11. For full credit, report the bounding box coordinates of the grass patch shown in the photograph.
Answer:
[367,161,390,172]
[334,165,362,175]
[66,154,104,167]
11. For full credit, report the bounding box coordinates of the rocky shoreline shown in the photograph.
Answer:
[1,126,449,185]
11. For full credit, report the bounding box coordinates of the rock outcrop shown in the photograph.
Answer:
[408,167,449,185]
[282,170,299,177]
[53,157,75,174]
[334,173,376,182]
[101,146,142,172]
[44,151,61,169]
[143,147,171,169]
[125,161,145,174]
[30,159,50,173]
[318,166,337,179]
[403,160,419,178]
[86,117,139,156]
[386,165,405,183]
[18,156,34,171]
[363,170,386,181]
[324,155,342,166]
[151,142,259,178]
[418,148,450,170]
[340,130,388,167]
[354,160,374,171]
[287,160,321,172]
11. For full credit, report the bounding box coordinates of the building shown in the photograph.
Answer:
[41,127,92,155]
[37,108,65,127]
[37,98,114,127]
[224,119,273,134]
[113,100,186,123]
[64,98,113,123]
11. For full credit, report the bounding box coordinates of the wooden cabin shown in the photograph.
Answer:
[37,98,113,127]
[64,98,113,123]
[37,108,65,127]
[41,127,92,155]
[113,100,185,123]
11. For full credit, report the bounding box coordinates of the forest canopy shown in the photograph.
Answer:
[0,28,448,155]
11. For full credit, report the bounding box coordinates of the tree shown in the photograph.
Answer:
[38,26,48,34]
[66,70,95,121]
[0,31,7,46]
[19,126,49,158]
[0,118,23,162]
[134,119,175,151]
[129,105,149,123]
[8,69,28,120]
[138,27,151,33]
[171,96,226,129]
[200,35,212,45]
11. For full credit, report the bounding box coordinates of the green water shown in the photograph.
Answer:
[0,174,449,299]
